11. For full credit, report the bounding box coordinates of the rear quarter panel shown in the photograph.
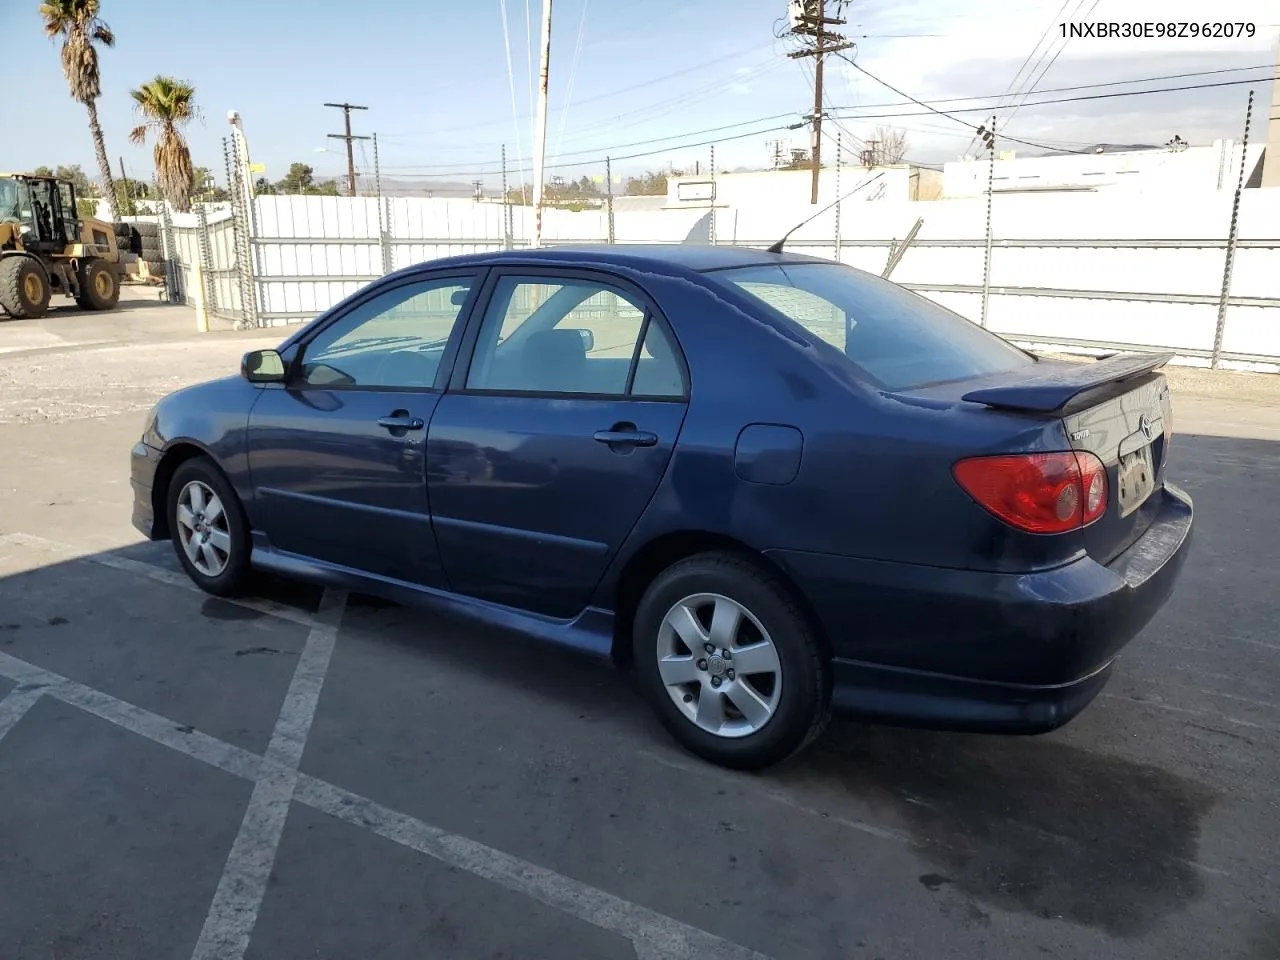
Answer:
[593,270,1087,608]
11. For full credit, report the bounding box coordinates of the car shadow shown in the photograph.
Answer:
[770,720,1217,938]
[3,430,1271,942]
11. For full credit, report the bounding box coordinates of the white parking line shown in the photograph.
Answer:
[0,684,44,744]
[0,650,264,782]
[0,611,775,958]
[0,568,773,957]
[190,588,346,960]
[295,774,772,960]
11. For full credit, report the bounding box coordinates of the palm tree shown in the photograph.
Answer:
[40,0,119,222]
[129,75,198,213]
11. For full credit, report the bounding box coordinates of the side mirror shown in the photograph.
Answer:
[573,328,595,352]
[242,348,287,383]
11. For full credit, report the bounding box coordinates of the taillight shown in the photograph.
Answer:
[953,451,1108,534]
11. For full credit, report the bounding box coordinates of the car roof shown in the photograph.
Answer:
[418,244,835,274]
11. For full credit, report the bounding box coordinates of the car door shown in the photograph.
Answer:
[247,271,481,586]
[427,269,689,618]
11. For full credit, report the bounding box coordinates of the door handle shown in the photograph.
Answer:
[377,415,425,431]
[593,428,658,447]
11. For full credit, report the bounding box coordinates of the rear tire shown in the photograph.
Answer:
[632,551,830,770]
[167,457,251,597]
[0,256,51,319]
[75,258,120,310]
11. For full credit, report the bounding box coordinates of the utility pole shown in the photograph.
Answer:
[324,102,370,197]
[532,0,553,248]
[118,156,129,212]
[787,1,854,204]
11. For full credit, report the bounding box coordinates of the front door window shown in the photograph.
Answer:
[298,278,476,390]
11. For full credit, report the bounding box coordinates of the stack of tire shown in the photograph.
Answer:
[114,221,165,279]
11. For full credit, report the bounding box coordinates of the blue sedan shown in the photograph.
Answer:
[130,245,1193,769]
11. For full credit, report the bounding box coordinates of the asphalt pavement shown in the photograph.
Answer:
[0,306,1278,960]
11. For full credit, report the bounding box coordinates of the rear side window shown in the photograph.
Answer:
[714,263,1033,390]
[466,276,684,398]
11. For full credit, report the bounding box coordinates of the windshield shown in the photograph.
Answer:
[0,180,20,223]
[713,262,1034,391]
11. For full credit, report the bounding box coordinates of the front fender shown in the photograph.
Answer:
[146,375,261,525]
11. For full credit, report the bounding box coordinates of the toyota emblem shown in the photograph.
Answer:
[1138,414,1157,441]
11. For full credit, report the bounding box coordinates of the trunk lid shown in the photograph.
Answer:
[1057,372,1172,563]
[899,352,1174,564]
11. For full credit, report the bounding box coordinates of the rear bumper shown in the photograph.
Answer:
[130,441,162,539]
[829,657,1115,734]
[767,482,1193,732]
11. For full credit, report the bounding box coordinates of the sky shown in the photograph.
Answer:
[3,0,1277,191]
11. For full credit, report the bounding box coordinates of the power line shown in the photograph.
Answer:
[496,0,529,196]
[554,0,591,158]
[384,122,797,179]
[381,40,779,140]
[1003,0,1099,131]
[376,69,1272,178]
[383,113,798,170]
[968,0,1075,154]
[380,61,1268,158]
[830,63,1268,152]
[830,73,1269,117]
[836,54,1078,153]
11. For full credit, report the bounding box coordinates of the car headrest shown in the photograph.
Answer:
[522,328,587,389]
[645,323,674,364]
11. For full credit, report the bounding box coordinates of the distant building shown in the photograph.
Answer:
[608,195,667,213]
[943,140,1267,198]
[665,164,943,212]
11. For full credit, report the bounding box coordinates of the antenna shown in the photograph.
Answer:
[765,172,885,253]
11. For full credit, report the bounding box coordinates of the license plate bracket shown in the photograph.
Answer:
[1117,442,1156,517]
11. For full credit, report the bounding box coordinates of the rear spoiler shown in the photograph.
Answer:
[961,352,1175,414]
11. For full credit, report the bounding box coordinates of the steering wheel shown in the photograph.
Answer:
[371,348,438,388]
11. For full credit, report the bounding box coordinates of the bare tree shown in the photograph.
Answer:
[862,126,910,166]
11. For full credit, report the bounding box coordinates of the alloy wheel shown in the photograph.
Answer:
[175,480,232,577]
[656,592,782,738]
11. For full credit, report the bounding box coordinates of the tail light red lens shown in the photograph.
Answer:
[953,451,1109,534]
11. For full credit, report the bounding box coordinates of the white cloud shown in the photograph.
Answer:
[824,0,1278,160]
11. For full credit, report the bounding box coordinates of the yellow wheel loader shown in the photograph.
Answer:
[0,172,124,320]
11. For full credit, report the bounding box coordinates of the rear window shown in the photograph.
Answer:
[713,263,1034,390]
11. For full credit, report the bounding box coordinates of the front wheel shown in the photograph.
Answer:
[632,552,831,770]
[75,257,120,310]
[0,256,51,319]
[167,457,250,596]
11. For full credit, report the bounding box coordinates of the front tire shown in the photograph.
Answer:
[75,258,120,310]
[632,552,830,770]
[0,256,51,319]
[167,457,250,596]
